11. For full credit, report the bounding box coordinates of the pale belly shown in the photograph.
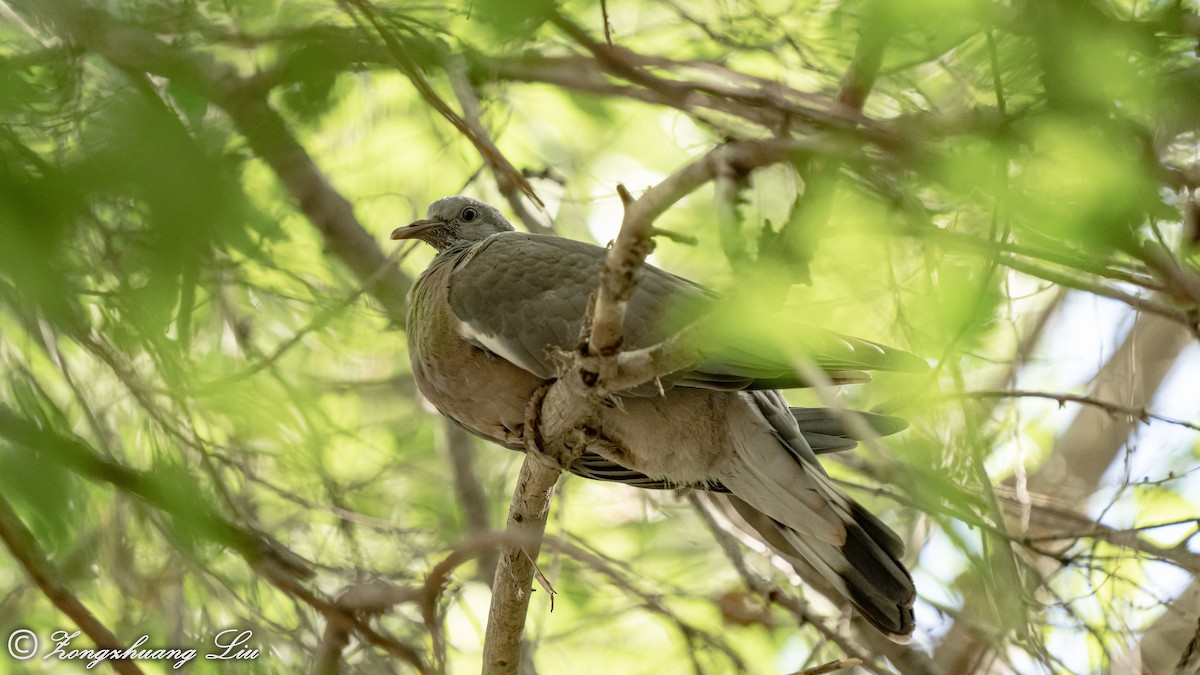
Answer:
[596,388,735,484]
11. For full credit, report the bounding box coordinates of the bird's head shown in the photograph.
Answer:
[391,196,514,251]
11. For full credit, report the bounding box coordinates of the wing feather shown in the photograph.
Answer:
[446,233,924,393]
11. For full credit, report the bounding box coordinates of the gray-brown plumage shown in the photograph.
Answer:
[394,196,922,642]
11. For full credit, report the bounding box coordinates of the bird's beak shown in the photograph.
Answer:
[391,219,437,240]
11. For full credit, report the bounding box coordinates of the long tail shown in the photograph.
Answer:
[723,494,915,641]
[716,392,916,642]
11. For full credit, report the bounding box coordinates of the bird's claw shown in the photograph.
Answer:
[521,381,590,472]
[522,382,568,470]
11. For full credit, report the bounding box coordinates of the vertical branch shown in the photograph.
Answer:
[481,457,561,674]
[483,183,666,673]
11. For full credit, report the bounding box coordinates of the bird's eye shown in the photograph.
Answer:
[461,207,478,222]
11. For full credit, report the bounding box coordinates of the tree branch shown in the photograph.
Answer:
[957,389,1200,434]
[1137,583,1200,674]
[687,493,896,674]
[0,405,309,579]
[444,420,497,585]
[340,0,542,208]
[481,175,668,671]
[775,0,890,281]
[481,451,561,674]
[22,2,413,321]
[444,57,555,236]
[794,659,864,675]
[934,311,1195,672]
[0,494,145,675]
[0,404,429,671]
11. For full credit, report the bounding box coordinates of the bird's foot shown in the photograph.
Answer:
[522,382,567,471]
[522,381,588,472]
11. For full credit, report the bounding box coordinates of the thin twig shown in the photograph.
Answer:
[688,493,894,675]
[445,56,554,235]
[952,389,1200,434]
[341,0,541,207]
[548,533,749,671]
[262,567,429,672]
[210,246,411,387]
[792,658,863,675]
[600,0,613,45]
[911,224,1189,324]
[0,405,311,579]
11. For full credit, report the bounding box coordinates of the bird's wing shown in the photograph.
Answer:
[446,232,924,393]
[446,232,706,380]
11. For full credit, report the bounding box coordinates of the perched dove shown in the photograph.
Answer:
[394,195,921,641]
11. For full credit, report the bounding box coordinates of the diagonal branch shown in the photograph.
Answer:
[0,494,145,675]
[0,404,429,671]
[445,57,554,235]
[19,2,413,321]
[0,405,312,577]
[340,0,542,208]
[687,493,895,675]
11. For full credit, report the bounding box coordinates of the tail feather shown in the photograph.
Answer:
[830,516,915,627]
[717,392,916,642]
[848,499,906,560]
[724,495,916,642]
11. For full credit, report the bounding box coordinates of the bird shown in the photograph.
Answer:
[393,195,922,642]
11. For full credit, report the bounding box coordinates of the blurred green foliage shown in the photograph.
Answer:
[0,0,1197,673]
